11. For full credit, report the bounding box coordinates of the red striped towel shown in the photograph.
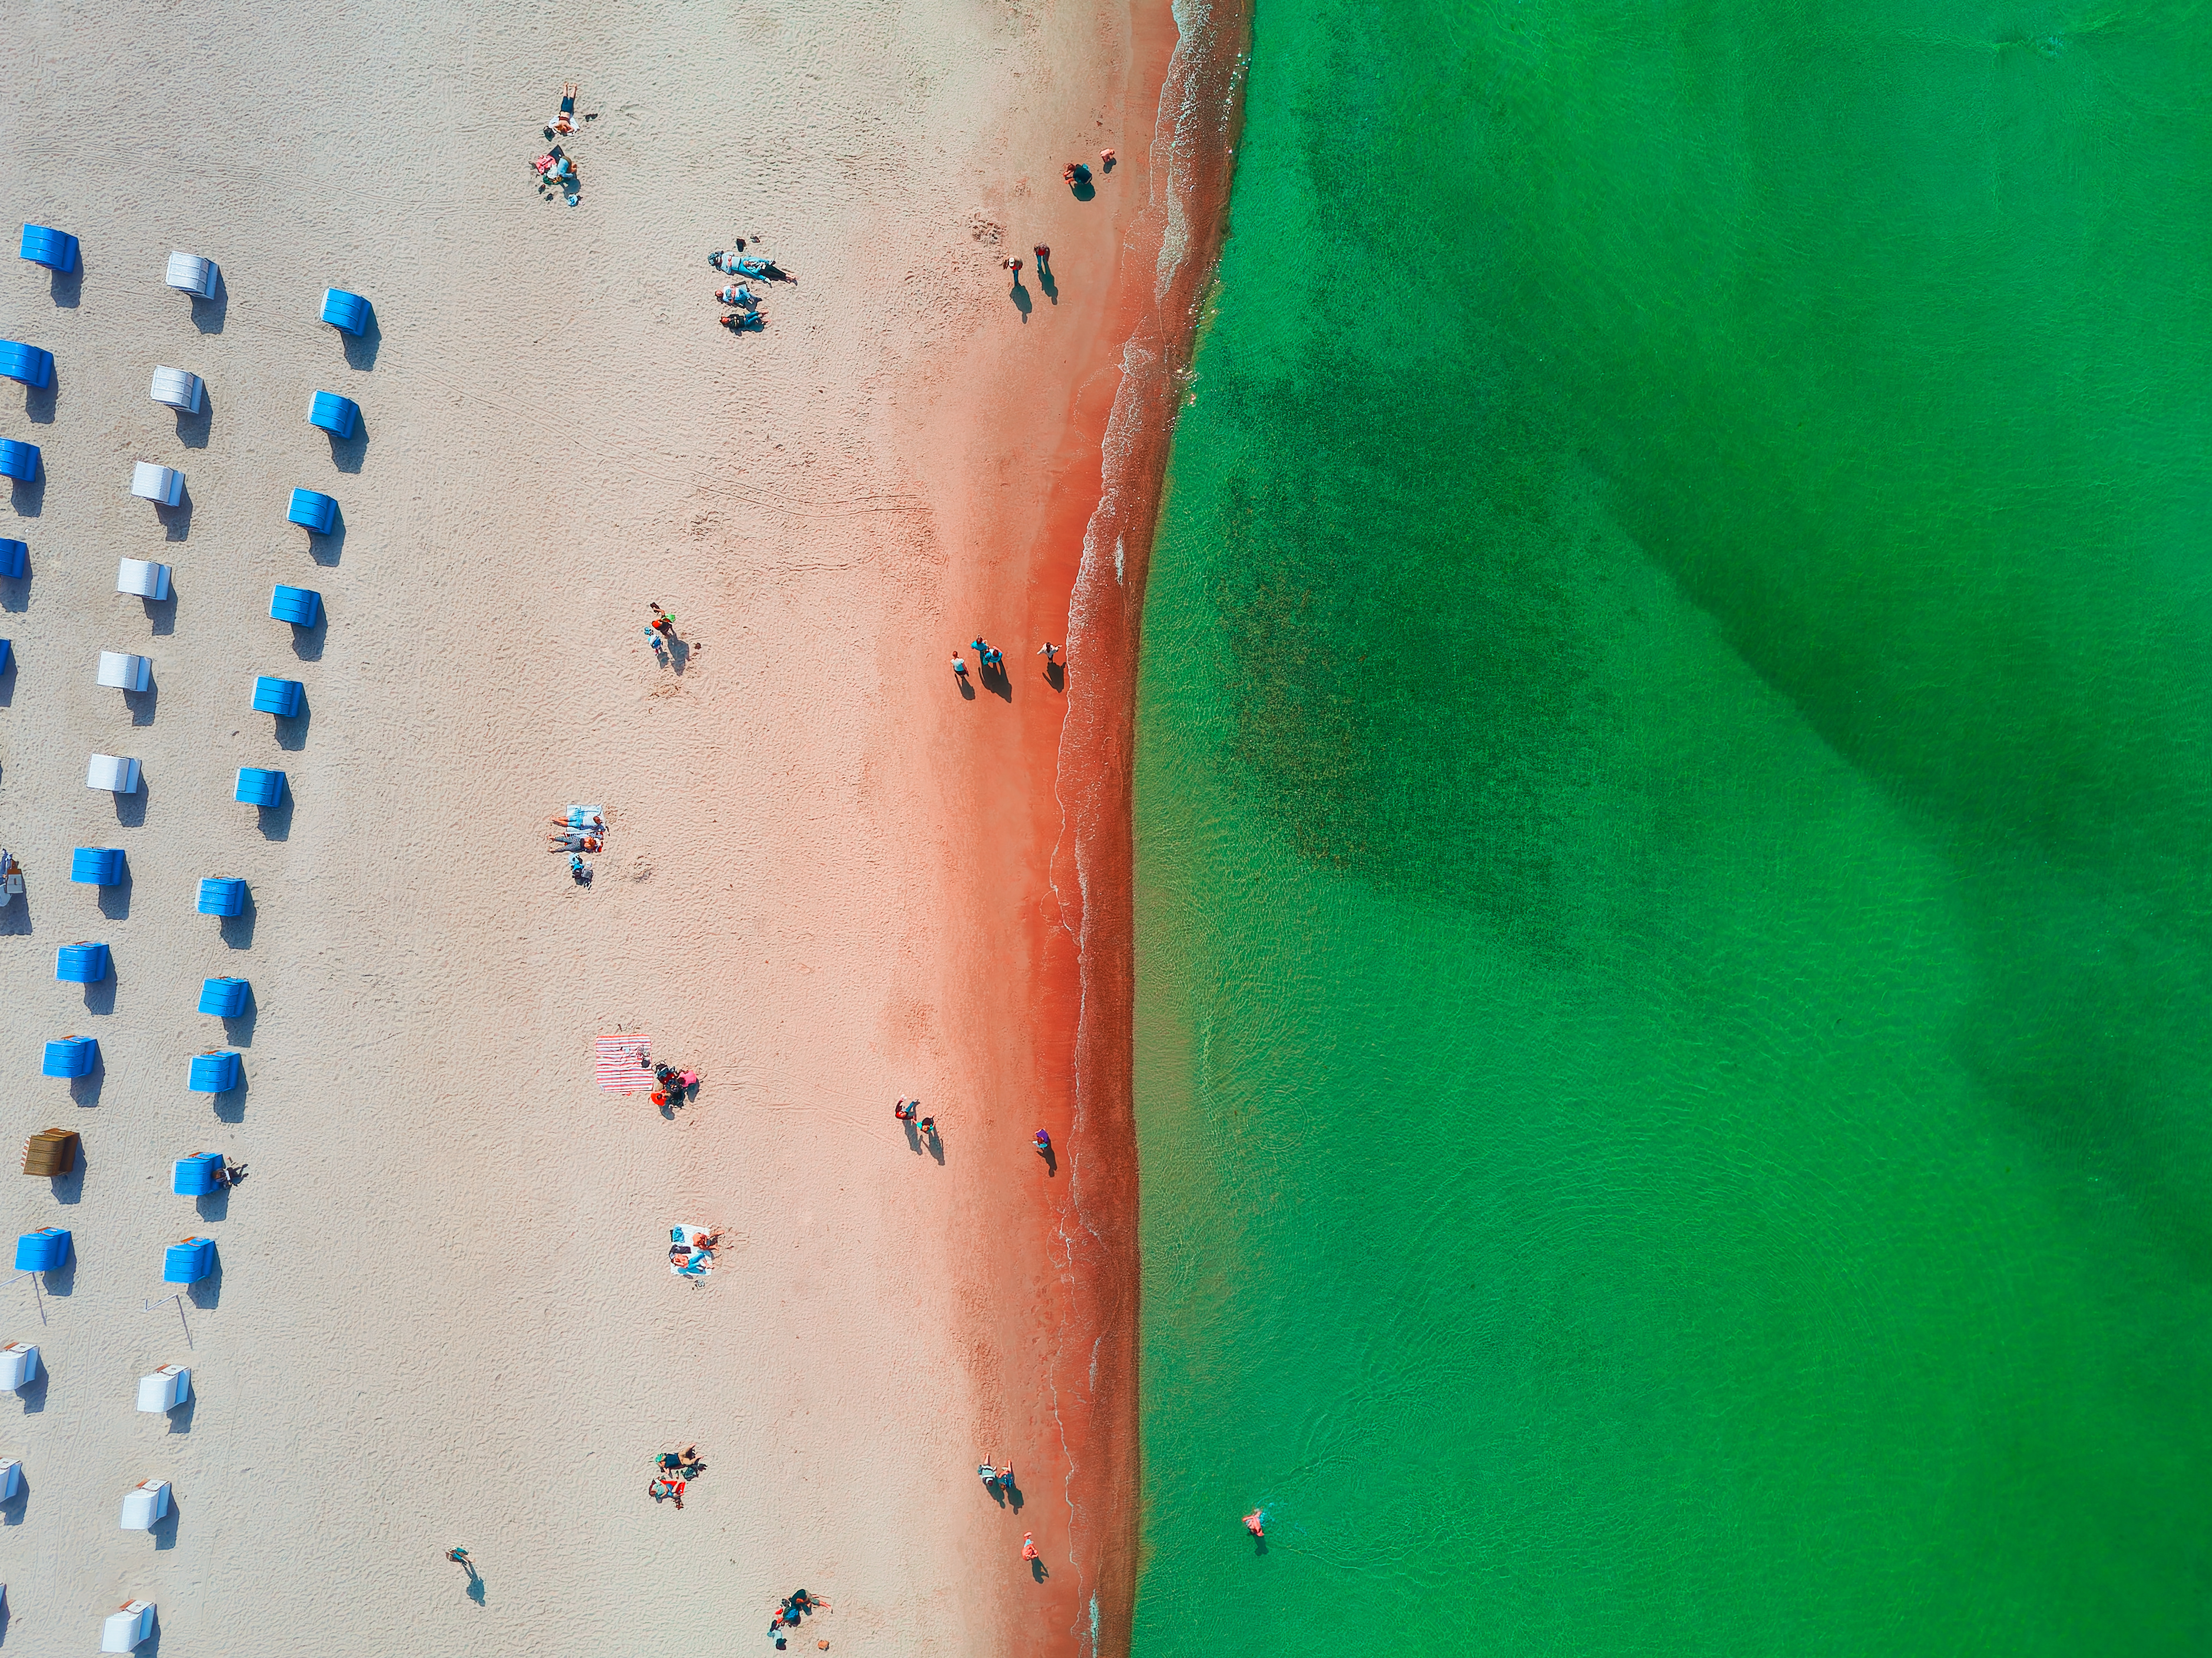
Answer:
[595,1033,653,1092]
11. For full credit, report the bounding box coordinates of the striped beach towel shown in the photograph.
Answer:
[595,1033,653,1092]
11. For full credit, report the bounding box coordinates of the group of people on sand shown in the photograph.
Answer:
[546,811,606,854]
[547,807,607,885]
[646,600,701,667]
[668,1226,728,1277]
[1000,243,1050,285]
[530,80,596,205]
[995,147,1113,290]
[709,241,791,333]
[652,1060,700,1109]
[893,1098,939,1142]
[768,1587,830,1642]
[647,1444,706,1508]
[952,638,1059,682]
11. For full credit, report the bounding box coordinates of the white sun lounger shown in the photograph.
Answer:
[117,558,171,600]
[88,754,142,794]
[101,1600,156,1652]
[164,251,217,298]
[135,1365,189,1412]
[129,462,183,507]
[0,1343,37,1389]
[97,651,151,692]
[150,366,204,414]
[119,1480,172,1530]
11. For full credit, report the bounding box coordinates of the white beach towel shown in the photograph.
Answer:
[595,1033,652,1091]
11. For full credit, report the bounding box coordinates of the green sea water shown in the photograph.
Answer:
[1128,0,2212,1652]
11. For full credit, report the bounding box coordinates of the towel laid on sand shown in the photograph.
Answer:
[596,1033,652,1091]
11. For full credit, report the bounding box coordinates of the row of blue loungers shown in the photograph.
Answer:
[15,1228,220,1283]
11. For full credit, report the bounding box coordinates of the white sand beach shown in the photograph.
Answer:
[0,1,1191,1650]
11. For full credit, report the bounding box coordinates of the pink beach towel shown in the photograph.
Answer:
[594,1033,653,1092]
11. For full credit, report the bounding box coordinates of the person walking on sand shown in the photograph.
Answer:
[1021,1533,1040,1561]
[1038,641,1059,668]
[1034,1129,1052,1155]
[1033,243,1051,269]
[1001,255,1023,281]
[917,1114,937,1139]
[649,602,679,642]
[1100,148,1116,170]
[447,1545,476,1576]
[1244,1508,1265,1538]
[952,654,969,680]
[895,1098,918,1125]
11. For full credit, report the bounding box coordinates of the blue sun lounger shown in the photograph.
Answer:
[270,584,322,627]
[197,976,250,1018]
[0,341,52,389]
[320,288,371,335]
[196,877,247,917]
[163,1236,217,1284]
[188,1050,241,1093]
[14,1227,71,1272]
[0,438,39,481]
[56,941,110,983]
[173,1153,226,1196]
[253,675,303,718]
[71,846,125,885]
[18,225,77,272]
[0,537,24,577]
[308,391,359,438]
[42,1035,97,1078]
[287,488,338,533]
[235,767,286,807]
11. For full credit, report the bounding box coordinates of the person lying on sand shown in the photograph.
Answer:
[548,831,603,852]
[551,82,580,134]
[716,283,758,308]
[648,1477,685,1507]
[721,311,765,333]
[710,249,789,280]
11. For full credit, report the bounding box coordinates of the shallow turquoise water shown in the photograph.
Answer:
[1129,0,2212,1650]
